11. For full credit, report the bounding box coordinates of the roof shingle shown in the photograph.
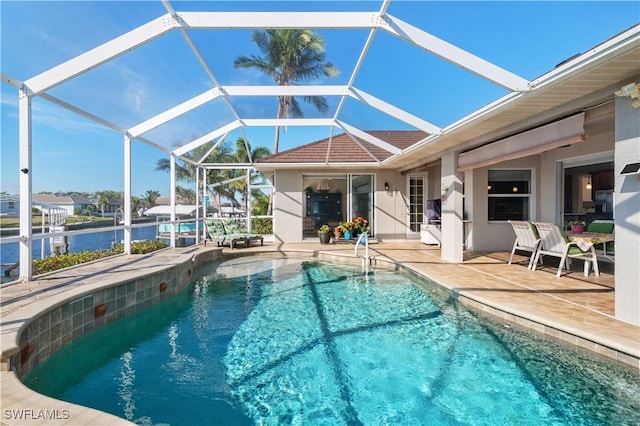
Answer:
[256,130,428,164]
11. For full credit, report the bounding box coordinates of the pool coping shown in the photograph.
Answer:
[1,245,638,425]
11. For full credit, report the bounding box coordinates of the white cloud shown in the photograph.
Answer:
[31,101,107,135]
[1,89,110,135]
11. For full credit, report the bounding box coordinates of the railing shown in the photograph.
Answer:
[355,232,369,274]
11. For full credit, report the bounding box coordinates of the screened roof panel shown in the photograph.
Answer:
[141,98,236,149]
[188,28,367,88]
[225,94,339,121]
[2,0,638,179]
[354,30,509,128]
[338,98,420,132]
[1,1,165,78]
[45,31,212,130]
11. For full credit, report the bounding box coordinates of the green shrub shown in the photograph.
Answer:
[33,250,113,274]
[251,217,273,234]
[32,240,168,274]
[111,239,168,254]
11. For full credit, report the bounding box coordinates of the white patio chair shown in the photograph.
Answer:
[532,222,599,278]
[507,221,541,270]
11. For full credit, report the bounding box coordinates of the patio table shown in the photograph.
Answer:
[567,231,614,252]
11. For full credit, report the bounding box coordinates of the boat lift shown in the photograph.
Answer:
[47,207,68,255]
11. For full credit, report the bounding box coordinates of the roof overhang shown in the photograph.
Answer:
[388,24,640,172]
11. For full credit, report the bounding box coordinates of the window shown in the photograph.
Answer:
[8,202,15,209]
[488,170,531,221]
[408,176,424,232]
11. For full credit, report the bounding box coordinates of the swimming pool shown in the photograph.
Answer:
[27,258,640,425]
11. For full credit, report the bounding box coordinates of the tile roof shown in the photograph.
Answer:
[256,130,428,164]
[32,194,93,204]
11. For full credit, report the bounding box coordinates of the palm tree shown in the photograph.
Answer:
[130,195,142,218]
[234,29,339,153]
[176,186,196,204]
[143,190,160,206]
[155,141,243,215]
[226,138,272,215]
[93,190,122,216]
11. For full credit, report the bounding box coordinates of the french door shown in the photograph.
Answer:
[407,175,425,235]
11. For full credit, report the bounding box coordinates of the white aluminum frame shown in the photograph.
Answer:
[16,0,635,281]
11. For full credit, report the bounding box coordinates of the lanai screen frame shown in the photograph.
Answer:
[4,0,536,281]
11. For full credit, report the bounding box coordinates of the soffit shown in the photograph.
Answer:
[390,42,640,172]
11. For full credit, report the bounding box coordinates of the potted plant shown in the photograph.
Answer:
[333,226,342,240]
[569,220,586,234]
[318,224,332,244]
[353,216,370,235]
[339,221,355,240]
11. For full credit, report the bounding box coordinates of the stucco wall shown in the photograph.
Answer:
[614,94,640,326]
[468,156,540,251]
[376,169,408,241]
[538,117,615,224]
[273,170,304,243]
[273,169,412,242]
[469,116,615,252]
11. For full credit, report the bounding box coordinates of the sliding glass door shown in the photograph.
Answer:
[349,174,374,236]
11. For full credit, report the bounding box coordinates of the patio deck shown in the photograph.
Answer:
[0,240,637,425]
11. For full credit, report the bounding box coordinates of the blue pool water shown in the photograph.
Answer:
[27,258,640,425]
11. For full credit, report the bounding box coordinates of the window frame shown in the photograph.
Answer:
[487,168,533,222]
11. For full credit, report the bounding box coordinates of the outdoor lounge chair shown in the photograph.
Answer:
[507,221,541,270]
[206,218,263,249]
[532,222,599,278]
[587,220,615,261]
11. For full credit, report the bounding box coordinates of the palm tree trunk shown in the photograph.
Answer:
[273,126,280,154]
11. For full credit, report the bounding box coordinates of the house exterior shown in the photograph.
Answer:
[255,26,640,326]
[0,194,19,216]
[5,6,638,330]
[32,194,94,216]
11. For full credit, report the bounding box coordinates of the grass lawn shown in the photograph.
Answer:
[0,215,112,228]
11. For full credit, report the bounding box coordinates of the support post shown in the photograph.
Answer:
[170,154,176,248]
[614,93,640,325]
[246,169,252,233]
[440,152,464,263]
[18,87,33,281]
[202,168,208,242]
[195,166,200,244]
[123,135,132,254]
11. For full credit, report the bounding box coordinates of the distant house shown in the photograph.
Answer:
[32,194,94,216]
[0,194,19,216]
[155,196,189,206]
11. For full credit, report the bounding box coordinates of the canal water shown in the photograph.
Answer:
[0,225,159,278]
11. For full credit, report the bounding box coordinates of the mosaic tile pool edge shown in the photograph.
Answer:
[8,249,222,379]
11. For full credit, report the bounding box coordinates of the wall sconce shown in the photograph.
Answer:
[620,162,640,181]
[620,162,640,175]
[384,182,390,191]
[487,185,492,191]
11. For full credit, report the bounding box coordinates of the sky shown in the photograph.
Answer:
[1,1,638,197]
